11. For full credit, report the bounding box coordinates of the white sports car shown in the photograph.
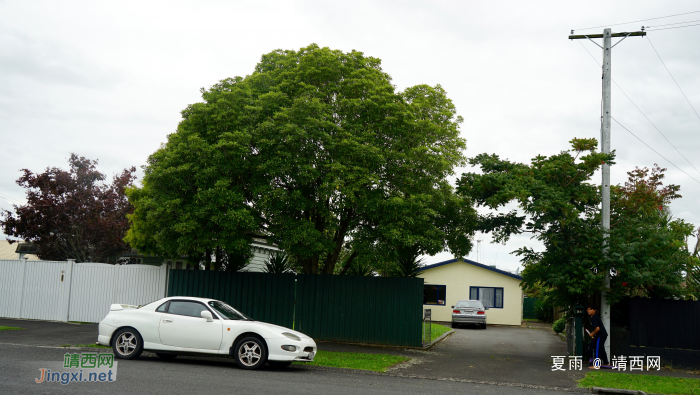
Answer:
[97,296,317,370]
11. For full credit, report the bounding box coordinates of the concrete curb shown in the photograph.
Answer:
[590,387,647,395]
[422,329,454,350]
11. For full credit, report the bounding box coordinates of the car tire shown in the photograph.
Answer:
[268,360,293,369]
[451,322,457,329]
[234,336,268,370]
[156,353,178,360]
[482,323,487,329]
[112,328,144,360]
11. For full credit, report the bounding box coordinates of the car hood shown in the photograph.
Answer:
[252,322,311,339]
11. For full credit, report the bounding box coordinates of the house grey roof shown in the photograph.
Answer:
[418,258,523,280]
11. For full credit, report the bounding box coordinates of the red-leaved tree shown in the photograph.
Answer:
[1,154,136,263]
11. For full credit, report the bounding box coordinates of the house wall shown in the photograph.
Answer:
[162,241,279,272]
[418,260,523,325]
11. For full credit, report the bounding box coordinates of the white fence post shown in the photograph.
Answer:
[18,258,28,319]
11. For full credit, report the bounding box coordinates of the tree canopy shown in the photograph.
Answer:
[127,44,476,273]
[459,139,695,308]
[1,154,136,263]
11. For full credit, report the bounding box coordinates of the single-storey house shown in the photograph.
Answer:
[122,239,280,272]
[0,240,39,260]
[418,258,523,326]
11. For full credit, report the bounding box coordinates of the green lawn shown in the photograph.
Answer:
[423,322,451,343]
[294,350,408,372]
[0,326,24,331]
[579,371,700,395]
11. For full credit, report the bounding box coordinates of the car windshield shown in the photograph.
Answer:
[456,301,482,308]
[208,301,253,321]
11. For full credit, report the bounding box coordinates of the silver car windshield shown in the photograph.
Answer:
[208,301,252,321]
[455,301,482,308]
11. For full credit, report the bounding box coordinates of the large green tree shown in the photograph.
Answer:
[459,139,694,308]
[127,44,476,273]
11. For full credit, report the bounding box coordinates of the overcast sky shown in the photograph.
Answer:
[1,0,699,272]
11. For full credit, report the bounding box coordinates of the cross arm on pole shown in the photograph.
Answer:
[613,32,639,48]
[568,31,646,40]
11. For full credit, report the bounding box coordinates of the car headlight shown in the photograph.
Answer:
[282,332,301,341]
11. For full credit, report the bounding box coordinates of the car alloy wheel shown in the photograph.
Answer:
[238,341,262,366]
[234,337,267,370]
[112,328,143,359]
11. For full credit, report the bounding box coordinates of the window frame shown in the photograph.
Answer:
[423,284,447,306]
[469,286,504,309]
[162,299,220,319]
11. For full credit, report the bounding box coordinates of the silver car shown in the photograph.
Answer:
[451,300,488,329]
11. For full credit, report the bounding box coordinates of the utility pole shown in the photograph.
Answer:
[568,28,645,360]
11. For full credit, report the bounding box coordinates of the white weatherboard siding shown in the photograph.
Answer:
[419,260,523,325]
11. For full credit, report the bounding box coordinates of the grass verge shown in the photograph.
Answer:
[423,322,451,343]
[0,326,24,331]
[294,350,408,372]
[579,371,700,395]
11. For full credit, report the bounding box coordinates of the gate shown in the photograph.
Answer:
[523,297,538,320]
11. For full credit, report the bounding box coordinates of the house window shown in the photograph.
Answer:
[424,285,446,305]
[470,287,504,308]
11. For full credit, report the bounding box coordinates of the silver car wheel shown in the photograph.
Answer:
[116,332,138,356]
[238,341,262,367]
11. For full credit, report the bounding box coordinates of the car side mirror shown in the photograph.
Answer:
[484,306,489,310]
[451,306,454,309]
[201,310,213,322]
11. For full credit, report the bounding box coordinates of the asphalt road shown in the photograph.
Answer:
[0,319,577,395]
[0,343,575,395]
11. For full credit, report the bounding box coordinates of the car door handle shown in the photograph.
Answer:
[163,318,173,323]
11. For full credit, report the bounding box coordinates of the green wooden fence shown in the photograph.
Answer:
[523,297,539,320]
[167,270,424,347]
[167,270,296,328]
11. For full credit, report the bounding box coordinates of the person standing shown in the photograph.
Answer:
[585,305,609,368]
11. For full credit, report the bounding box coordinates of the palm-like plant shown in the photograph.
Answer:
[391,253,424,278]
[346,260,375,276]
[263,253,294,274]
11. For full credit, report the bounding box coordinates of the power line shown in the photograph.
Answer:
[574,10,700,31]
[0,192,23,205]
[576,40,700,176]
[649,18,700,28]
[646,35,700,164]
[612,118,700,184]
[647,22,700,31]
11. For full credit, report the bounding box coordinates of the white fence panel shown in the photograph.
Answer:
[68,263,167,323]
[0,260,26,319]
[19,260,71,321]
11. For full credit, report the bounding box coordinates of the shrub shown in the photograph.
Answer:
[534,301,554,323]
[552,317,566,334]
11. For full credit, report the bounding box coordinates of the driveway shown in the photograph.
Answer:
[396,324,585,388]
